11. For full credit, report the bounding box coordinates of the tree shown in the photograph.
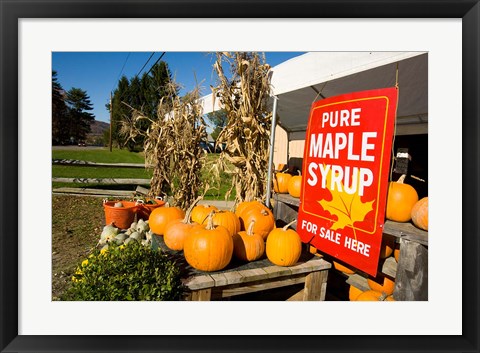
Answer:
[206,109,228,142]
[65,88,95,143]
[52,71,69,144]
[109,76,131,148]
[110,60,176,151]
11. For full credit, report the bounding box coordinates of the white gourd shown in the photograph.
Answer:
[129,231,143,240]
[100,223,119,243]
[114,233,128,244]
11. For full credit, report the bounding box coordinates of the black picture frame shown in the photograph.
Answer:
[1,1,479,352]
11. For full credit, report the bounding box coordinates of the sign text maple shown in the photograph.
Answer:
[297,88,398,276]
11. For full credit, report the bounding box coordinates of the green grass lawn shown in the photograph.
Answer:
[52,148,145,163]
[52,147,235,200]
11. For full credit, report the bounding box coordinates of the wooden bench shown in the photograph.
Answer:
[152,235,331,301]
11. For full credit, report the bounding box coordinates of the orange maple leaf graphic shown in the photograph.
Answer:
[318,167,374,239]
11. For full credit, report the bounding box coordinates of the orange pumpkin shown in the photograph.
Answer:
[266,220,301,267]
[287,175,302,198]
[411,196,428,231]
[367,276,395,296]
[191,204,218,225]
[273,172,292,194]
[209,210,241,236]
[333,261,355,274]
[349,285,364,301]
[232,220,265,262]
[394,243,400,262]
[235,200,264,219]
[163,198,201,251]
[386,174,419,222]
[379,236,395,259]
[357,290,395,301]
[183,213,233,272]
[239,206,275,240]
[149,205,185,236]
[356,290,384,301]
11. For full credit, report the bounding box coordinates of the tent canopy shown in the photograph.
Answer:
[199,51,428,134]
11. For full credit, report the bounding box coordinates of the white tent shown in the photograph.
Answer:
[200,51,428,133]
[199,51,428,205]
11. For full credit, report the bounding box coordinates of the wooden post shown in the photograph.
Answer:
[190,289,212,301]
[393,239,428,301]
[109,92,113,152]
[303,270,328,301]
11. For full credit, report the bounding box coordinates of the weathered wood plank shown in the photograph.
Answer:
[221,271,245,285]
[236,268,269,283]
[135,185,150,196]
[393,239,428,301]
[383,220,428,246]
[262,265,293,279]
[52,187,135,197]
[382,256,397,278]
[345,273,370,292]
[52,159,151,168]
[52,177,151,185]
[183,274,215,291]
[290,257,331,274]
[209,272,229,287]
[219,274,307,298]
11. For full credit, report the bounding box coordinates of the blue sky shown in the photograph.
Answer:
[52,52,305,124]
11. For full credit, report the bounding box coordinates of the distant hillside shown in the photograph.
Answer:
[89,120,109,135]
[86,120,109,145]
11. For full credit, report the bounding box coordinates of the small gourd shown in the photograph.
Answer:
[114,202,124,208]
[100,223,119,244]
[129,231,143,241]
[114,232,128,244]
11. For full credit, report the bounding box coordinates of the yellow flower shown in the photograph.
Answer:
[75,269,83,275]
[81,259,89,267]
[71,276,78,282]
[100,248,108,255]
[119,245,126,250]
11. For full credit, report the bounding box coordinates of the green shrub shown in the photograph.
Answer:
[62,242,184,301]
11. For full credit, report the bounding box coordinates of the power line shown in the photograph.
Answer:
[111,52,131,92]
[145,52,166,76]
[135,52,156,78]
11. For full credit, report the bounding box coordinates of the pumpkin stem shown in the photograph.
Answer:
[247,220,256,236]
[205,211,216,230]
[397,174,406,184]
[379,292,388,301]
[184,196,203,224]
[283,219,297,231]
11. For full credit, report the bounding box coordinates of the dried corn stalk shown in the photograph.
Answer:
[211,52,272,204]
[120,81,207,210]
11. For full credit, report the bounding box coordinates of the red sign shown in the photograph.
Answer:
[297,88,398,276]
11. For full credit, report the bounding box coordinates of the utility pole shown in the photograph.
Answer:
[109,92,113,152]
